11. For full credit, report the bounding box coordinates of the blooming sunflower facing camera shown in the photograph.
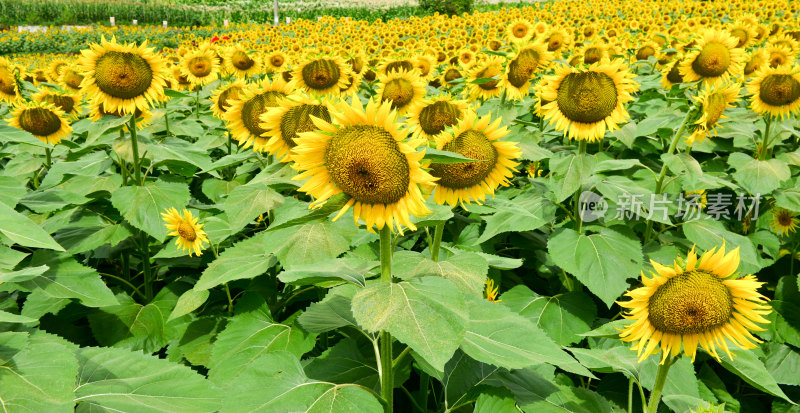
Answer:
[259,93,333,162]
[502,41,554,101]
[377,68,426,116]
[769,208,799,237]
[224,45,261,79]
[429,111,520,207]
[210,80,247,119]
[161,207,209,257]
[618,244,771,364]
[540,58,638,142]
[223,77,291,152]
[405,94,468,142]
[746,64,800,119]
[79,36,168,115]
[181,46,220,87]
[290,55,350,96]
[6,101,72,145]
[467,56,504,101]
[291,98,436,233]
[679,29,744,86]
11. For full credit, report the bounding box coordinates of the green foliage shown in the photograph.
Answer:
[418,0,473,16]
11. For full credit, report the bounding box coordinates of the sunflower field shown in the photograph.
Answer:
[1,0,800,412]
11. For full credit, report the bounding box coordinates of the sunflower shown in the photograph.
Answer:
[170,65,193,91]
[679,29,745,86]
[59,68,85,94]
[765,45,795,68]
[405,94,469,141]
[291,98,436,233]
[544,27,572,57]
[661,55,685,89]
[744,49,768,78]
[6,101,72,145]
[467,56,504,100]
[378,57,416,77]
[501,41,554,101]
[768,34,800,56]
[376,69,426,116]
[581,43,609,65]
[161,207,209,257]
[181,46,220,87]
[618,244,771,364]
[686,82,740,145]
[259,93,332,162]
[540,58,638,142]
[290,55,350,96]
[440,65,465,87]
[78,37,167,116]
[49,59,70,82]
[429,111,520,207]
[746,64,800,119]
[0,65,19,103]
[769,208,799,237]
[485,278,501,303]
[224,45,261,79]
[507,19,534,44]
[634,41,660,61]
[413,54,436,80]
[264,50,289,73]
[31,89,80,117]
[223,77,291,152]
[210,80,247,119]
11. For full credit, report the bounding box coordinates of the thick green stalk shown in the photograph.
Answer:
[574,140,588,232]
[164,102,171,136]
[759,116,772,160]
[195,88,201,120]
[646,357,674,413]
[45,147,52,169]
[379,225,394,410]
[430,223,444,262]
[129,114,143,186]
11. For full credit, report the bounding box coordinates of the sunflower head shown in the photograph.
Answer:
[32,90,79,116]
[161,207,209,257]
[769,208,799,237]
[406,94,467,141]
[6,101,72,145]
[0,65,19,103]
[223,78,291,152]
[60,68,85,93]
[503,42,554,100]
[686,82,740,145]
[259,93,332,162]
[181,46,220,86]
[747,64,800,119]
[467,56,504,100]
[679,29,744,86]
[377,68,426,115]
[224,45,261,78]
[291,56,350,95]
[210,80,247,119]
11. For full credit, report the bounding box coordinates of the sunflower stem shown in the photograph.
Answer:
[418,372,430,412]
[164,103,171,136]
[129,114,143,186]
[195,87,200,120]
[646,356,674,413]
[644,103,697,244]
[379,225,394,411]
[759,116,773,160]
[45,147,52,169]
[430,223,444,262]
[627,377,633,413]
[224,283,234,314]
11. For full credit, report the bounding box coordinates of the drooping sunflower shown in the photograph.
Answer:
[49,59,70,82]
[744,49,768,78]
[6,101,72,145]
[413,54,436,80]
[291,98,437,233]
[170,65,193,91]
[223,77,291,152]
[540,58,638,142]
[181,46,220,87]
[501,41,554,101]
[769,208,799,237]
[210,80,247,119]
[0,65,19,103]
[376,69,427,116]
[467,56,504,100]
[290,55,351,96]
[686,82,741,145]
[618,244,771,364]
[429,111,521,207]
[59,68,85,94]
[661,55,685,89]
[728,21,758,49]
[258,93,332,162]
[405,94,469,141]
[79,37,167,115]
[679,29,745,86]
[746,64,800,119]
[161,207,209,257]
[224,45,261,79]
[765,45,795,69]
[634,41,660,61]
[440,65,465,88]
[31,89,80,117]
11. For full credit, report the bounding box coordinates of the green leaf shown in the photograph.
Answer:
[149,137,214,173]
[718,348,793,403]
[351,277,467,372]
[164,88,193,98]
[167,288,210,322]
[475,192,556,243]
[500,286,597,346]
[568,345,644,383]
[662,153,703,186]
[221,351,383,413]
[85,114,131,145]
[54,222,132,254]
[764,343,800,386]
[18,251,118,308]
[0,201,65,251]
[74,346,223,412]
[549,153,596,202]
[0,332,78,413]
[774,187,800,212]
[731,155,790,195]
[0,123,50,148]
[548,227,642,308]
[208,302,315,386]
[20,189,90,213]
[474,389,519,413]
[485,367,611,413]
[39,152,112,190]
[0,264,48,283]
[266,192,350,232]
[274,221,356,267]
[279,257,377,288]
[424,148,487,164]
[682,219,761,274]
[110,180,191,241]
[392,251,488,295]
[297,284,359,333]
[223,180,284,231]
[87,288,179,352]
[0,310,37,323]
[194,232,275,291]
[460,296,592,377]
[592,158,643,173]
[0,175,27,208]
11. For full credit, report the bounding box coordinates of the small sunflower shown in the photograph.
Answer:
[429,111,520,207]
[686,82,740,145]
[765,45,795,69]
[634,41,660,61]
[618,244,772,364]
[291,98,437,233]
[769,208,799,237]
[501,41,554,101]
[49,59,70,82]
[679,29,745,86]
[728,21,758,49]
[746,64,800,119]
[485,278,501,303]
[224,45,261,79]
[181,46,220,87]
[540,58,638,142]
[59,68,85,94]
[507,19,534,44]
[6,101,72,145]
[223,77,291,152]
[378,57,417,76]
[264,50,289,73]
[210,80,247,119]
[376,68,427,116]
[0,65,20,103]
[405,94,469,141]
[31,89,80,117]
[744,49,768,78]
[161,207,209,257]
[467,56,504,100]
[290,55,351,96]
[440,65,465,87]
[79,37,167,114]
[258,93,332,162]
[661,55,685,89]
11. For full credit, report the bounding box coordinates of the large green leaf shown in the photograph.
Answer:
[223,180,284,231]
[278,257,377,288]
[475,192,557,243]
[718,347,793,403]
[17,251,118,308]
[731,154,790,195]
[351,277,467,372]
[220,351,382,413]
[297,284,359,333]
[274,221,356,267]
[208,300,315,386]
[764,343,800,386]
[194,231,276,291]
[74,346,223,412]
[548,227,642,308]
[392,251,488,296]
[549,153,596,202]
[485,367,612,413]
[0,175,27,208]
[148,137,214,174]
[110,180,191,241]
[460,296,592,377]
[0,201,65,251]
[500,286,597,346]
